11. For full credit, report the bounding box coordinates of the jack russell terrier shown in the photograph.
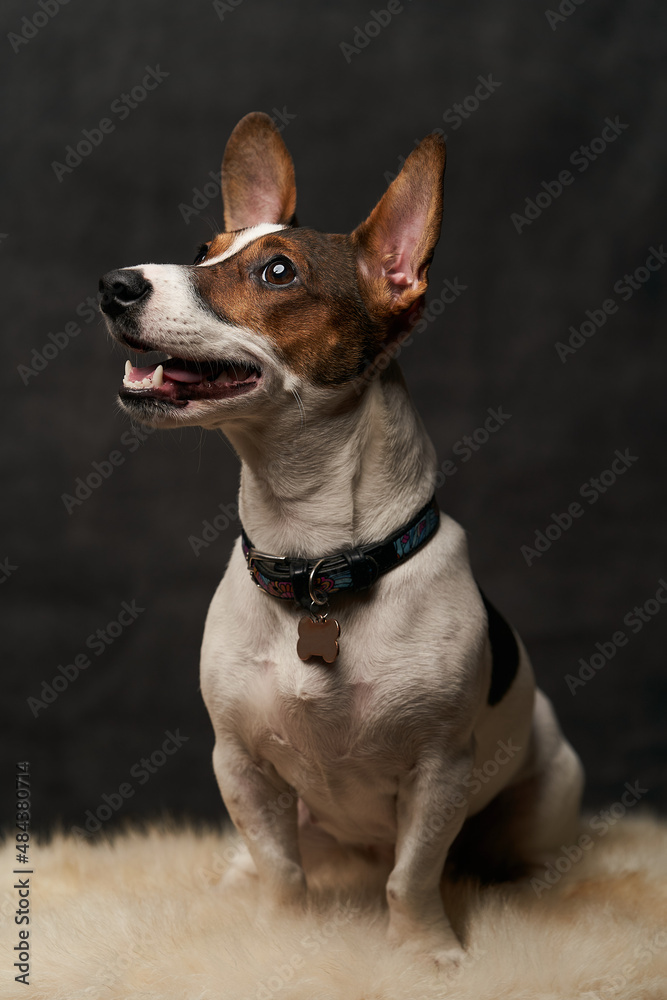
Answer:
[99,112,584,967]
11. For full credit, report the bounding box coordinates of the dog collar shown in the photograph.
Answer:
[241,494,439,615]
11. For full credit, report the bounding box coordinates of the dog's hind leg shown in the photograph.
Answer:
[456,690,584,880]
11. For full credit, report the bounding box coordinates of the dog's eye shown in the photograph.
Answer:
[193,243,210,265]
[262,256,297,286]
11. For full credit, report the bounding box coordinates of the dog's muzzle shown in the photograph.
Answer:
[99,269,152,319]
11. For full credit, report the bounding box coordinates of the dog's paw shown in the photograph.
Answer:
[388,917,466,973]
[217,843,258,893]
[394,936,466,972]
[431,943,467,970]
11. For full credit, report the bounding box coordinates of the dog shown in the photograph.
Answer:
[99,111,584,967]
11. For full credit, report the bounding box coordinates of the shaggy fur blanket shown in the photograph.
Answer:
[1,815,666,999]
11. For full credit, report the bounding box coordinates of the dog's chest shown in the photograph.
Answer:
[244,656,404,842]
[250,655,380,761]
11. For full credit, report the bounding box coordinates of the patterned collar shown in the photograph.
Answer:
[241,495,440,611]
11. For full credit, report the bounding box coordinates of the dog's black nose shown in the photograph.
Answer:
[99,269,152,319]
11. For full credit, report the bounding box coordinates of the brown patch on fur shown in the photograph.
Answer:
[193,228,384,386]
[204,232,239,260]
[221,112,297,231]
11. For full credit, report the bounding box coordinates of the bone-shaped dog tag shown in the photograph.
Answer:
[297,616,340,663]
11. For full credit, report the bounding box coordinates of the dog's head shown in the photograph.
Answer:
[99,112,445,429]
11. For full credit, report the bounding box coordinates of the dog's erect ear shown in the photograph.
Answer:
[221,112,297,231]
[352,133,445,316]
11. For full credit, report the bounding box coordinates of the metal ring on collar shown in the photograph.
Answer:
[308,557,329,607]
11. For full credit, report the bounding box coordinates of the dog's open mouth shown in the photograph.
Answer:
[119,356,262,406]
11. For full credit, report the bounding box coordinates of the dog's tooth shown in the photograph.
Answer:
[125,360,132,377]
[153,364,164,387]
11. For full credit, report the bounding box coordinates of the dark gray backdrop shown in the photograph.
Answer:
[2,0,666,837]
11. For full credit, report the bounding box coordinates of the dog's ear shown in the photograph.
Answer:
[221,112,297,231]
[352,133,445,316]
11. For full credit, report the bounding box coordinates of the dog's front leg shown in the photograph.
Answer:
[387,745,473,967]
[212,738,306,913]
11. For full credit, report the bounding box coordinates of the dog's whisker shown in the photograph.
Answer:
[202,214,220,237]
[291,387,306,432]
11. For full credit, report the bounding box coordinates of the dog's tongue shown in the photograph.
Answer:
[126,362,205,384]
[162,362,203,383]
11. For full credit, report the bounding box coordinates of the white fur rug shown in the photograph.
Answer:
[2,816,667,999]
